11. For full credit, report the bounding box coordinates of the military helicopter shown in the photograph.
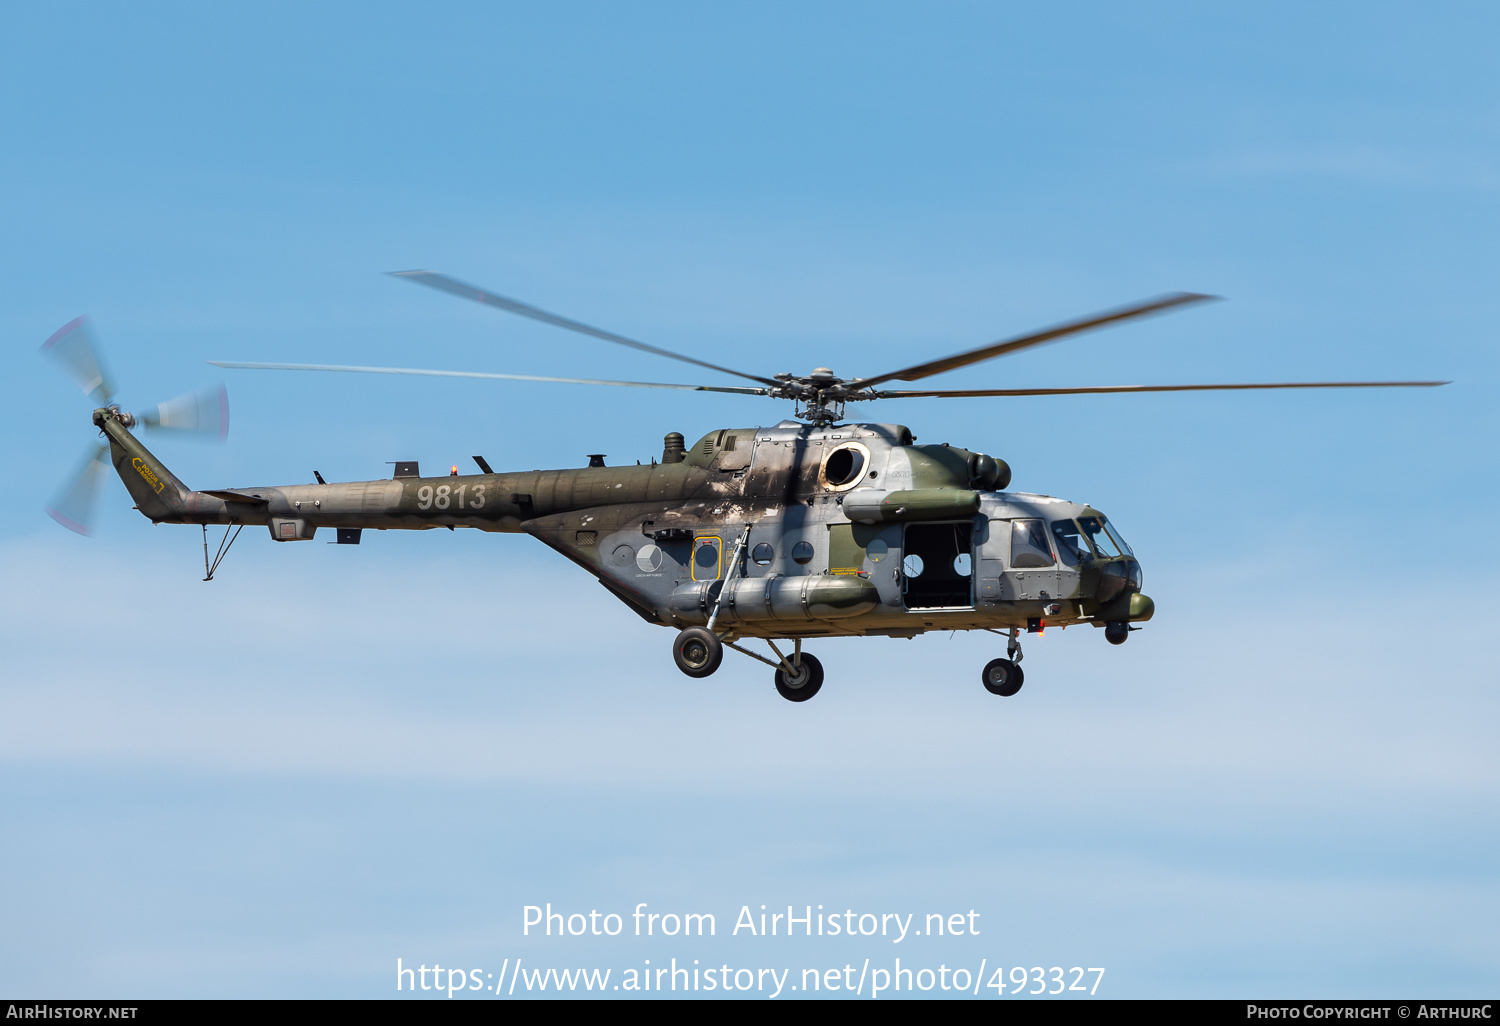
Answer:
[42,274,1447,701]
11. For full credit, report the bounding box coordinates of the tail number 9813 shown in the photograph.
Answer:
[416,483,486,511]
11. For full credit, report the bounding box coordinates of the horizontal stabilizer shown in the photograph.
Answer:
[200,489,270,505]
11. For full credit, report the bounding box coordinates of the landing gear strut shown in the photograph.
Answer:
[715,636,827,703]
[982,627,1025,697]
[672,622,829,702]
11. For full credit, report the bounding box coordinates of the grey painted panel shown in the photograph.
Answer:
[977,559,1003,600]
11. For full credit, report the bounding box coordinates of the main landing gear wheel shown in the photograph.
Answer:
[673,627,723,678]
[774,652,824,702]
[982,658,1024,697]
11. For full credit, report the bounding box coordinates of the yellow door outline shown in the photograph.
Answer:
[691,536,722,581]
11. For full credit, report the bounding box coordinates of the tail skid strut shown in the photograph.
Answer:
[202,523,243,581]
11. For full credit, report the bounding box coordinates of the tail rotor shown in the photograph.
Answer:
[41,316,115,404]
[40,316,229,534]
[45,444,110,536]
[139,384,230,440]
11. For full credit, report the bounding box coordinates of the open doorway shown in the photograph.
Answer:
[902,521,973,608]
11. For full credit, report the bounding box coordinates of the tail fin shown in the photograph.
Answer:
[95,411,190,520]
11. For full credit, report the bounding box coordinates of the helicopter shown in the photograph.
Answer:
[42,273,1447,702]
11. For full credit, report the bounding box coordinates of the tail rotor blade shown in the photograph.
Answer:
[40,316,115,404]
[139,384,229,440]
[45,444,110,536]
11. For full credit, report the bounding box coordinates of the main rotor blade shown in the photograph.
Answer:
[208,361,769,395]
[389,270,780,387]
[877,380,1451,398]
[46,443,109,536]
[139,384,229,440]
[848,292,1219,389]
[40,316,115,403]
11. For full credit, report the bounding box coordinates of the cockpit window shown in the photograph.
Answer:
[1050,520,1096,566]
[1010,519,1055,568]
[1079,516,1124,558]
[1102,517,1134,557]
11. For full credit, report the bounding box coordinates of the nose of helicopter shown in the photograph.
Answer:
[1095,557,1143,604]
[1095,557,1153,640]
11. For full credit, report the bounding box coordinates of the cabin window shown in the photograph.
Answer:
[790,540,815,565]
[1010,519,1055,568]
[751,542,775,565]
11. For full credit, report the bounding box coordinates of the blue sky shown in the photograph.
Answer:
[1,2,1496,998]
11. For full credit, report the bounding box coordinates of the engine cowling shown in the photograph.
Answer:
[968,453,1011,491]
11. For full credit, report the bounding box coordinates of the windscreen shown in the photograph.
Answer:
[1102,517,1134,557]
[1079,516,1124,558]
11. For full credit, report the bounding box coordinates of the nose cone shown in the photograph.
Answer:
[1095,558,1143,604]
[1127,593,1154,621]
[1095,565,1153,623]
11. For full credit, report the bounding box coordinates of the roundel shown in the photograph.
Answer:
[635,544,664,573]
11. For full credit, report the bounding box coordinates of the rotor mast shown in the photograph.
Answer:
[770,367,858,424]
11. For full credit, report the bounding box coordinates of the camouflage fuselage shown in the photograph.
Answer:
[101,413,1153,639]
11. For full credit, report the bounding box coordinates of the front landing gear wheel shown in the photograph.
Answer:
[673,627,723,678]
[982,658,1024,697]
[774,652,824,702]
